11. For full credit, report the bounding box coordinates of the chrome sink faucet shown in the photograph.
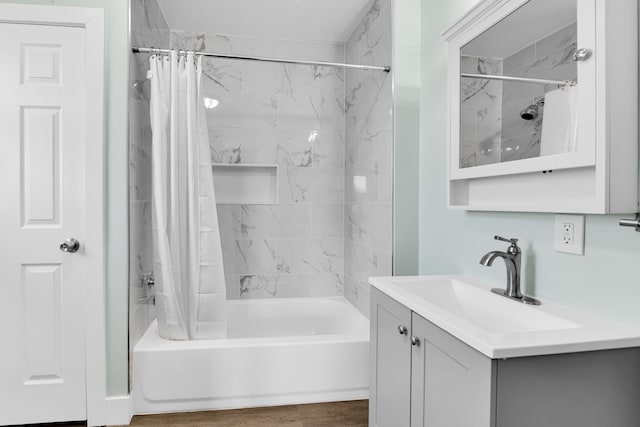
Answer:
[479,236,541,305]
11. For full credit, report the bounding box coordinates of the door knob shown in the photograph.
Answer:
[411,336,420,347]
[397,325,408,335]
[60,238,80,253]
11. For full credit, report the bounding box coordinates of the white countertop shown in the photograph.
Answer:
[369,274,640,359]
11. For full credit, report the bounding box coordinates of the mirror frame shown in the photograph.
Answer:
[441,0,637,214]
[446,0,596,181]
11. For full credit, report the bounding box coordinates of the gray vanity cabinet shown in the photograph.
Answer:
[494,349,640,427]
[370,287,494,427]
[370,287,640,427]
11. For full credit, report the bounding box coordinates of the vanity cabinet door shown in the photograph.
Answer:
[410,313,496,427]
[370,288,413,427]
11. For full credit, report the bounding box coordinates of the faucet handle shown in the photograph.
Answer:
[494,235,518,244]
[494,235,520,254]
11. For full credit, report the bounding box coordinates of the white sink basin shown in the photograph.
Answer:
[369,275,640,358]
[398,277,578,335]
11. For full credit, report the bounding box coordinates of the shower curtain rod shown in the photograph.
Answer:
[132,46,391,72]
[461,72,576,87]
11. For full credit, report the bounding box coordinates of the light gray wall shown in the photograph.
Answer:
[393,0,420,276]
[420,0,640,328]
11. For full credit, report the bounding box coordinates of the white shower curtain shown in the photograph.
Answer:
[148,51,227,340]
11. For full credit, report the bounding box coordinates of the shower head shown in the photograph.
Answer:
[519,98,544,121]
[520,104,539,120]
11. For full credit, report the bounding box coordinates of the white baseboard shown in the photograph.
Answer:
[106,395,132,426]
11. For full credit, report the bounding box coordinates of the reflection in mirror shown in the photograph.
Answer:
[459,0,577,169]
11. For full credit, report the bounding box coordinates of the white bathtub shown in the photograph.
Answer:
[132,297,370,414]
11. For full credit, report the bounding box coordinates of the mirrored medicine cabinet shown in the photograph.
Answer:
[443,0,638,213]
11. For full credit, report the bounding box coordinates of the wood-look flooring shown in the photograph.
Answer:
[28,400,368,427]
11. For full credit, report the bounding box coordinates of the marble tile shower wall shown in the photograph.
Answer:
[170,31,347,299]
[344,0,393,317]
[458,23,576,167]
[129,0,169,352]
[459,56,503,168]
[500,22,577,162]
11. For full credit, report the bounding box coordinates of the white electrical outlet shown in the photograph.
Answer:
[562,223,574,245]
[554,214,585,255]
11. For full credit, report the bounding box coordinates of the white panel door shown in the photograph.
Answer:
[0,22,88,425]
